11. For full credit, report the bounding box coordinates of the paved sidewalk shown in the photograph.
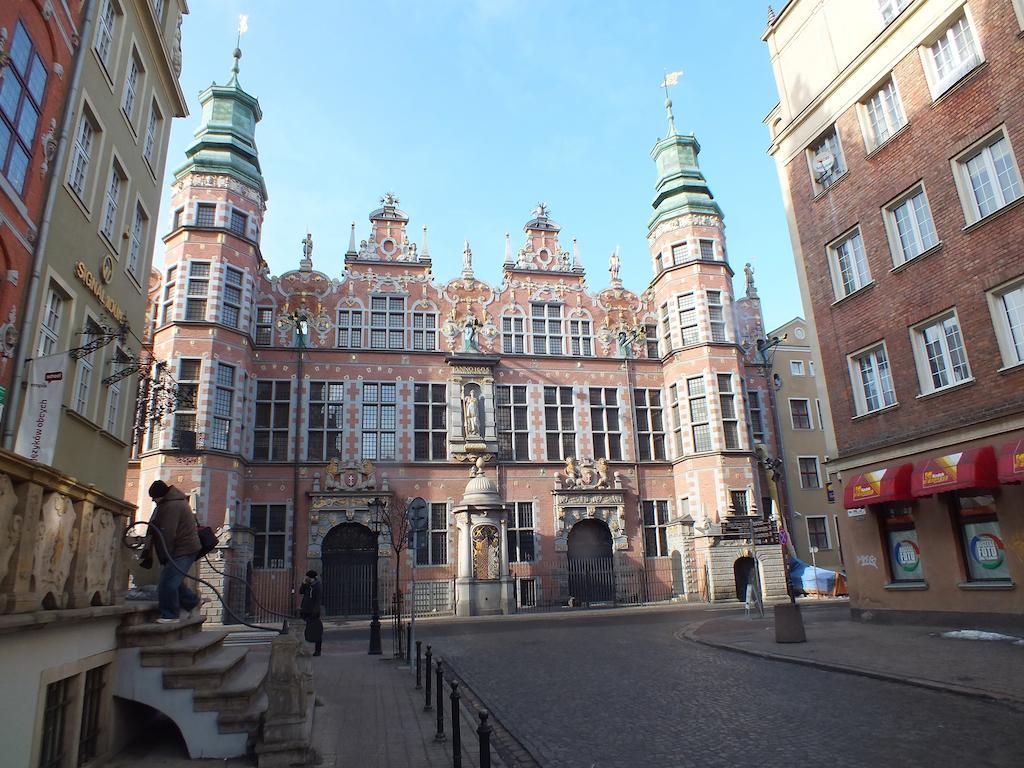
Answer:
[685,603,1024,706]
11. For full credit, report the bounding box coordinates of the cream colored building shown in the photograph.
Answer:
[2,0,189,499]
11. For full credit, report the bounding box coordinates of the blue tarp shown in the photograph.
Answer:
[789,557,846,595]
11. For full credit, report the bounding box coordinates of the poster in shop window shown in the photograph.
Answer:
[887,529,923,582]
[961,521,1010,581]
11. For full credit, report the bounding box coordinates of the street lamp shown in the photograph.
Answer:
[367,496,385,656]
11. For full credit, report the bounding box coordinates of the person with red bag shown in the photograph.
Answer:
[140,480,201,623]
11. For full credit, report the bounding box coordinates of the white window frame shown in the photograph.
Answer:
[789,360,805,376]
[127,200,147,279]
[210,362,235,451]
[859,76,906,151]
[952,127,1024,226]
[883,183,939,267]
[93,0,119,72]
[707,290,727,342]
[412,309,437,351]
[687,377,711,453]
[336,307,363,348]
[986,274,1024,370]
[909,309,972,395]
[100,161,124,244]
[506,502,535,564]
[879,0,912,26]
[589,387,623,462]
[221,266,243,328]
[568,318,593,356]
[807,126,847,193]
[677,293,698,345]
[37,285,66,358]
[501,314,525,354]
[642,500,670,558]
[789,397,813,430]
[920,10,983,100]
[827,227,872,300]
[160,264,177,325]
[717,374,740,451]
[543,385,576,461]
[806,515,832,550]
[143,99,162,168]
[531,303,564,355]
[68,108,98,201]
[121,48,143,125]
[73,317,103,417]
[798,456,822,489]
[416,503,449,566]
[847,342,898,416]
[185,261,210,322]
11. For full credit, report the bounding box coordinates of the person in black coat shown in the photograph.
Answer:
[299,570,323,656]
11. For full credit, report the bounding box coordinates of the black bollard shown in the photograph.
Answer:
[477,711,492,768]
[434,660,446,742]
[450,681,462,768]
[415,641,422,689]
[424,645,433,711]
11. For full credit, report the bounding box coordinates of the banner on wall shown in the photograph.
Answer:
[14,356,66,466]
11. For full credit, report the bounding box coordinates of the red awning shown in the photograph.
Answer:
[998,439,1024,484]
[911,445,998,497]
[843,463,913,508]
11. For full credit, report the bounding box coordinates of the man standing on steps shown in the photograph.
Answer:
[141,480,201,623]
[300,570,324,656]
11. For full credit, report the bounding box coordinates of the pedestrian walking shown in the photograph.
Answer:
[300,570,324,656]
[140,480,201,623]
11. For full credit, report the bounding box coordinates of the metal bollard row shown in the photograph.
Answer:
[416,644,493,768]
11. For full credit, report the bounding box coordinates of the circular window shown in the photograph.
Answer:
[380,238,398,256]
[794,327,806,340]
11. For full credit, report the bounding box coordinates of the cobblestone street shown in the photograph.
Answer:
[392,606,1024,768]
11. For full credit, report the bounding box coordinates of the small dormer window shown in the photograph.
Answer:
[196,203,216,228]
[229,209,247,237]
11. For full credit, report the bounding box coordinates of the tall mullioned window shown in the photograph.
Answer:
[688,377,711,453]
[502,315,525,354]
[642,500,670,557]
[569,319,593,356]
[531,303,564,355]
[251,504,287,569]
[174,359,200,449]
[634,388,666,461]
[38,286,65,357]
[747,389,765,444]
[0,22,48,195]
[669,383,684,457]
[361,382,397,460]
[254,381,291,461]
[414,383,447,460]
[255,307,274,345]
[416,503,448,566]
[210,363,235,451]
[718,374,740,450]
[337,308,363,348]
[589,387,622,461]
[507,502,536,563]
[678,293,699,345]
[307,381,344,460]
[544,385,575,461]
[707,291,727,342]
[221,267,243,327]
[496,385,529,461]
[185,262,210,321]
[412,310,437,351]
[370,296,405,349]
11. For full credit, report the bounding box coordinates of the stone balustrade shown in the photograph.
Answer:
[0,448,135,614]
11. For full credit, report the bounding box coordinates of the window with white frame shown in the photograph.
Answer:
[412,309,437,351]
[645,323,659,358]
[531,303,564,355]
[987,276,1024,368]
[369,296,405,350]
[229,209,247,238]
[544,385,575,461]
[569,318,593,356]
[849,343,897,414]
[68,110,96,198]
[589,387,622,461]
[210,363,235,451]
[798,456,822,489]
[337,308,363,348]
[671,242,690,265]
[863,78,905,149]
[790,398,813,430]
[816,399,825,431]
[496,385,529,461]
[414,383,447,461]
[747,389,765,444]
[127,202,147,278]
[707,291,727,342]
[153,0,165,22]
[502,315,525,354]
[416,503,449,565]
[100,163,123,242]
[506,502,535,563]
[143,99,161,166]
[699,239,716,261]
[954,130,1023,224]
[104,347,129,435]
[195,202,216,228]
[160,264,177,324]
[361,382,397,461]
[828,229,871,299]
[174,358,200,448]
[879,0,911,25]
[642,500,670,557]
[307,381,344,460]
[809,127,847,190]
[221,266,243,328]
[718,374,741,450]
[669,383,684,457]
[37,285,65,357]
[185,262,209,321]
[0,22,47,196]
[884,185,939,266]
[94,0,119,70]
[251,504,287,568]
[807,516,830,549]
[678,293,699,345]
[924,13,982,98]
[254,380,290,461]
[911,310,971,393]
[634,388,666,461]
[688,377,711,453]
[790,360,805,376]
[255,307,274,345]
[122,50,143,123]
[659,302,672,351]
[73,319,103,416]
[809,361,816,377]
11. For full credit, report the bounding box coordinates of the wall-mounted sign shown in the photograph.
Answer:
[100,254,114,284]
[74,261,126,324]
[847,508,867,518]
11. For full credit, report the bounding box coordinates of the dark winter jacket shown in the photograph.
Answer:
[149,486,201,563]
[299,579,323,618]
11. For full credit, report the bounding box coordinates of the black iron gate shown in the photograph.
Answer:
[567,519,615,604]
[322,523,377,616]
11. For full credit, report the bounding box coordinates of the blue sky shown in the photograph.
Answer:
[159,1,800,331]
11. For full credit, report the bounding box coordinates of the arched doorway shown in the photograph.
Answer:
[321,523,377,616]
[734,556,756,601]
[567,519,614,604]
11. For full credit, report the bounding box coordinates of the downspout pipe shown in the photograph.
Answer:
[2,0,98,449]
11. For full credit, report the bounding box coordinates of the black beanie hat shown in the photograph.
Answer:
[305,570,318,579]
[148,480,170,499]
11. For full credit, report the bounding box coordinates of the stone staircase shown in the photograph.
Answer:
[112,608,269,759]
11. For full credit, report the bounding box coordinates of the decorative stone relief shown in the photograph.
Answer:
[472,525,499,580]
[0,473,22,584]
[33,492,78,607]
[552,491,627,552]
[84,508,118,598]
[323,459,376,491]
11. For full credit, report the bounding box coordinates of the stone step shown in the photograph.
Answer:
[217,691,268,734]
[193,656,268,713]
[118,614,205,648]
[163,645,249,690]
[140,629,228,668]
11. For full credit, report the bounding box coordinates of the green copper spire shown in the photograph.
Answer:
[648,125,721,231]
[174,47,267,200]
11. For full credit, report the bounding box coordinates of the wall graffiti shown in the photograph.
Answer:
[856,554,878,569]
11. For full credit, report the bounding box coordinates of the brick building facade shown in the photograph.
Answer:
[126,57,793,620]
[764,0,1024,626]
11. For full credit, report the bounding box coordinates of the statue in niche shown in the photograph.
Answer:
[472,525,499,580]
[463,387,481,437]
[461,313,482,352]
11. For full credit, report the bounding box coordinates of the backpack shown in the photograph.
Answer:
[196,524,219,560]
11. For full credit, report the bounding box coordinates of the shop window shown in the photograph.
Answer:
[953,493,1010,582]
[882,505,924,582]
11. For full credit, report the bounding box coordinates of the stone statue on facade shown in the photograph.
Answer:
[461,313,482,353]
[463,389,480,437]
[745,262,758,299]
[609,248,621,287]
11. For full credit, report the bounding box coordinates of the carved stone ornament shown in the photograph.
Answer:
[323,458,376,492]
[472,524,500,580]
[558,457,611,490]
[0,473,22,584]
[33,492,79,607]
[84,508,118,597]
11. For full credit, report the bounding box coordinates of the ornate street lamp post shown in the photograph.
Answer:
[367,496,385,655]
